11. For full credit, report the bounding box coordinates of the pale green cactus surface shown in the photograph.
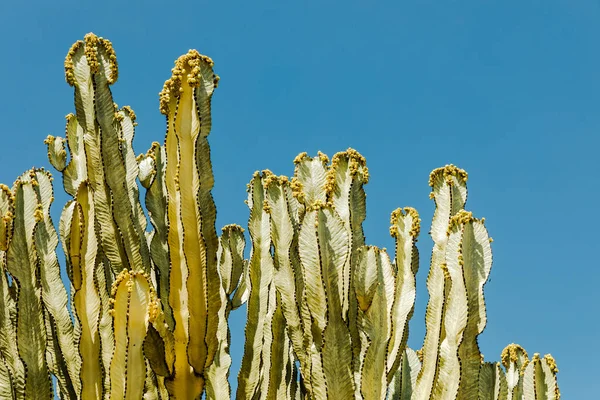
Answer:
[0,33,560,400]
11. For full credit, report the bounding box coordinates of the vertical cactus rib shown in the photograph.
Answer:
[0,183,24,398]
[314,207,354,400]
[0,184,13,251]
[266,294,295,400]
[0,258,23,399]
[478,362,507,400]
[109,270,157,400]
[193,62,221,372]
[31,170,80,398]
[205,224,246,399]
[141,144,175,330]
[6,176,53,398]
[70,182,104,399]
[325,149,369,318]
[431,211,471,399]
[414,165,468,399]
[387,208,419,382]
[456,212,493,399]
[237,172,277,399]
[387,348,421,400]
[358,247,395,400]
[264,175,314,393]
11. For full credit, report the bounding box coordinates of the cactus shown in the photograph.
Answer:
[0,33,560,399]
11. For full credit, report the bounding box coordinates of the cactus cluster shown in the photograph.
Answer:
[0,33,560,399]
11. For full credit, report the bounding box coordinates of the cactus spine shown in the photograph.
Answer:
[0,33,560,399]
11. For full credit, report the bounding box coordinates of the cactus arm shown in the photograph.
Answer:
[292,152,329,207]
[386,208,419,381]
[0,185,24,398]
[69,182,104,399]
[265,177,309,373]
[56,114,87,197]
[298,208,328,334]
[0,185,24,399]
[430,212,469,399]
[160,50,221,394]
[193,65,222,371]
[64,39,129,273]
[32,170,81,398]
[141,144,175,330]
[96,249,116,397]
[143,284,176,392]
[0,258,23,399]
[359,247,395,400]
[0,184,13,251]
[456,215,493,398]
[326,151,368,399]
[310,207,354,399]
[160,58,206,399]
[520,354,559,400]
[478,362,508,400]
[6,178,53,398]
[231,259,250,309]
[266,296,295,400]
[413,165,468,399]
[354,246,379,313]
[325,150,368,318]
[203,302,231,400]
[237,173,276,398]
[502,343,529,400]
[205,224,246,399]
[118,107,147,234]
[91,39,150,274]
[387,348,421,400]
[43,135,68,173]
[540,355,560,399]
[109,270,157,400]
[217,224,246,300]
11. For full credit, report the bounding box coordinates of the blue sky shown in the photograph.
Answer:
[1,0,598,397]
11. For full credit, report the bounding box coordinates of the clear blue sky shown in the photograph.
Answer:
[1,1,597,397]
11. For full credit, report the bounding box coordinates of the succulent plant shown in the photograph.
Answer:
[0,33,560,400]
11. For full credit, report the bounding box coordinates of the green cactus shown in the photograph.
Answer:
[0,33,560,400]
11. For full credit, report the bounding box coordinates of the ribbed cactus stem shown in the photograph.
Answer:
[386,207,420,382]
[109,270,157,400]
[521,353,559,400]
[205,224,247,399]
[6,172,55,398]
[0,33,561,400]
[502,343,529,400]
[32,170,80,399]
[160,49,221,398]
[139,143,174,331]
[238,172,279,399]
[69,182,105,399]
[414,165,468,399]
